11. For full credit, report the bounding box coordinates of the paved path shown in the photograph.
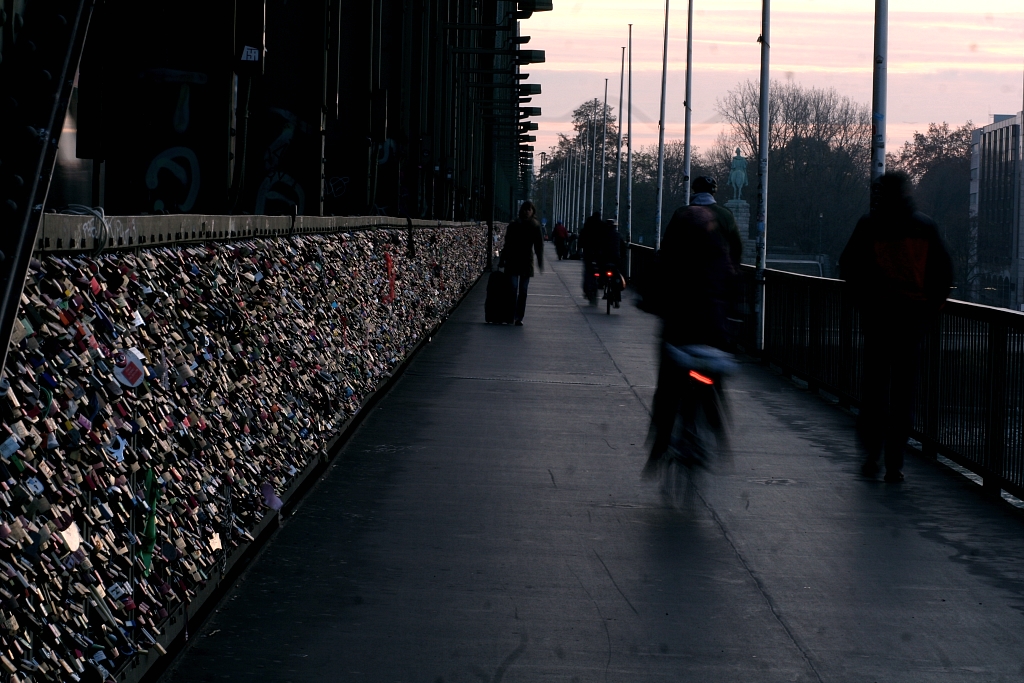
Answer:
[163,244,1024,683]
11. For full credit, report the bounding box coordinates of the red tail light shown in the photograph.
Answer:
[606,271,614,277]
[593,272,601,278]
[689,370,714,385]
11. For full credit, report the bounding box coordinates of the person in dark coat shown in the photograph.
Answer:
[690,175,743,270]
[552,221,569,260]
[839,172,953,482]
[643,205,737,475]
[500,201,544,326]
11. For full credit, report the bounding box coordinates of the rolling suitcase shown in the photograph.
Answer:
[485,270,515,324]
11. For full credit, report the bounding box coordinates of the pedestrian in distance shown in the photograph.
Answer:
[552,221,570,260]
[499,201,544,326]
[839,172,953,483]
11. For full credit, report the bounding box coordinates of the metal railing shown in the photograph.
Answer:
[751,266,1024,501]
[626,242,656,291]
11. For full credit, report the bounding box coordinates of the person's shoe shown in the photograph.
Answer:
[514,320,523,326]
[860,461,880,478]
[883,470,905,483]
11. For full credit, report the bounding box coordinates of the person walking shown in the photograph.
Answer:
[499,201,544,326]
[839,172,953,483]
[552,221,569,260]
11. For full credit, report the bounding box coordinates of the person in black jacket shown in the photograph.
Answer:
[500,201,545,326]
[839,172,953,483]
[579,211,603,304]
[643,205,737,475]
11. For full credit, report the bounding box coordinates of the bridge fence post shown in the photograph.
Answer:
[921,316,943,460]
[983,322,1008,499]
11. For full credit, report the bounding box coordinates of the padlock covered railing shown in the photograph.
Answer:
[0,218,500,682]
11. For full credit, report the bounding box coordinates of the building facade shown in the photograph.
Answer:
[970,112,1024,310]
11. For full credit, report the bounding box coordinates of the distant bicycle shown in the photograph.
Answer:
[588,262,625,314]
[659,344,737,510]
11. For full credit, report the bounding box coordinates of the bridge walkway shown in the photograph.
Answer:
[162,244,1024,683]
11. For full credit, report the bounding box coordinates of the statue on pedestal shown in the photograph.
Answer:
[729,148,748,201]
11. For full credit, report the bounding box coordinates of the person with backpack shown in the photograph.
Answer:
[499,201,544,326]
[690,175,743,270]
[839,172,953,483]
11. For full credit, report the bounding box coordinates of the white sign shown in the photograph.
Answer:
[241,46,260,62]
[113,348,147,388]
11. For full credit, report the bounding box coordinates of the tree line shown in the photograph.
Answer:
[536,79,975,300]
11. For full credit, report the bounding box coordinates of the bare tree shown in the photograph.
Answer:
[888,122,975,300]
[715,80,872,260]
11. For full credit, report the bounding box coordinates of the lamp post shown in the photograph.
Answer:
[654,0,671,250]
[754,0,771,351]
[627,24,634,265]
[871,0,888,182]
[589,113,597,215]
[600,78,609,219]
[615,46,626,225]
[682,0,694,206]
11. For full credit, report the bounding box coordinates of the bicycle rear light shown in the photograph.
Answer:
[688,370,714,385]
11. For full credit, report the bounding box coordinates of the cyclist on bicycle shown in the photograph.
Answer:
[642,205,738,478]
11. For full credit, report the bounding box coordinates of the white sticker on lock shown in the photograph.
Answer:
[113,347,147,388]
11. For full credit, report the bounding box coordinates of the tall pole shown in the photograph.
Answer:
[579,141,585,229]
[589,114,597,216]
[871,0,888,182]
[583,118,590,217]
[558,168,563,224]
[583,135,590,222]
[600,78,609,219]
[569,146,576,231]
[627,24,634,259]
[754,0,771,352]
[654,0,671,250]
[577,129,584,227]
[615,46,626,224]
[682,0,694,206]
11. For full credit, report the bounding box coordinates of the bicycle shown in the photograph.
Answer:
[658,344,737,511]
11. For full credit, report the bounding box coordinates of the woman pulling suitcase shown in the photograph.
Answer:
[495,201,544,326]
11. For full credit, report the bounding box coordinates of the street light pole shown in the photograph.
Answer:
[682,0,694,206]
[569,145,576,232]
[589,113,597,216]
[754,0,771,352]
[654,0,671,250]
[615,46,626,225]
[871,0,888,182]
[627,24,634,262]
[600,78,609,219]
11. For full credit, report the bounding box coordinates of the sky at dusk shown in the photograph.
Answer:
[525,1,1024,161]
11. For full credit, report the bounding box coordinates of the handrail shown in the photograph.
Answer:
[749,266,1024,501]
[37,214,486,252]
